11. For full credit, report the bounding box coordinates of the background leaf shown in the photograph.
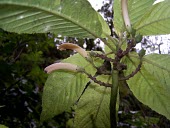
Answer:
[41,53,103,121]
[73,75,111,128]
[113,0,154,34]
[0,124,8,128]
[0,0,110,38]
[128,0,155,27]
[114,0,170,35]
[134,0,170,35]
[123,53,170,120]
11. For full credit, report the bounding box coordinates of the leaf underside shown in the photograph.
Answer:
[0,0,110,38]
[135,0,170,35]
[123,53,170,120]
[41,53,103,121]
[114,0,155,34]
[73,75,111,128]
[41,70,89,121]
[114,0,170,36]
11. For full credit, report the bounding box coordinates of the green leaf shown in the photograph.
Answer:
[113,0,124,34]
[114,0,154,34]
[123,53,170,120]
[0,0,110,38]
[41,71,89,122]
[41,53,103,121]
[135,0,170,35]
[128,0,155,27]
[143,54,170,94]
[0,125,8,128]
[73,75,111,128]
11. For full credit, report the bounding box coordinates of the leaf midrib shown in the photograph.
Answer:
[0,2,100,38]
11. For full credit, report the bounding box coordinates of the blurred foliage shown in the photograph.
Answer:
[0,28,72,127]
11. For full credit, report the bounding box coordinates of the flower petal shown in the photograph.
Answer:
[58,43,88,58]
[44,63,78,74]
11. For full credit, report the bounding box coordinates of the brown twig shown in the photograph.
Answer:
[90,52,115,62]
[119,60,142,81]
[84,72,111,87]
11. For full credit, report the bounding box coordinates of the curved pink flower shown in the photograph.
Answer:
[44,63,79,74]
[58,43,88,58]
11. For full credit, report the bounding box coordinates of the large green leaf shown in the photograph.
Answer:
[123,53,170,120]
[135,0,170,35]
[114,0,154,34]
[41,71,89,121]
[143,54,170,93]
[41,53,103,121]
[0,0,110,38]
[73,75,111,128]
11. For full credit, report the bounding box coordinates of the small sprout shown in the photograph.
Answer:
[131,28,136,37]
[58,43,88,58]
[138,48,146,58]
[44,63,79,73]
[135,34,143,43]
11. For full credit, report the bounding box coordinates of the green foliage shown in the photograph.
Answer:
[41,70,89,121]
[134,0,170,35]
[0,124,8,128]
[41,53,104,121]
[114,0,170,36]
[0,0,170,127]
[0,0,110,38]
[0,29,68,127]
[74,85,110,128]
[73,75,111,128]
[123,53,170,120]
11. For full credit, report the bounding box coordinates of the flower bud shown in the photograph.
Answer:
[44,63,79,74]
[58,43,88,58]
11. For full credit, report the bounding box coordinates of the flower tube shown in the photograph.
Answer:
[44,63,79,74]
[121,0,132,32]
[58,43,88,58]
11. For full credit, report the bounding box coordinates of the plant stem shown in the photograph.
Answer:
[110,70,119,128]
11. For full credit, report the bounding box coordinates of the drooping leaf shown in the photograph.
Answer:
[114,0,154,34]
[41,53,103,121]
[0,0,110,38]
[73,75,111,128]
[135,0,170,35]
[123,53,170,120]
